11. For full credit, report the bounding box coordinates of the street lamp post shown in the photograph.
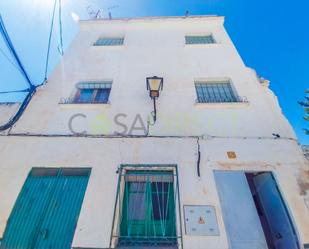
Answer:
[146,76,163,122]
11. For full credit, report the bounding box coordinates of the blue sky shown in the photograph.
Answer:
[0,0,308,143]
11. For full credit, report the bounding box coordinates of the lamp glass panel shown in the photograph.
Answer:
[148,78,162,91]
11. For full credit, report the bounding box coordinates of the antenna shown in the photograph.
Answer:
[86,5,104,19]
[107,5,119,19]
[107,5,119,10]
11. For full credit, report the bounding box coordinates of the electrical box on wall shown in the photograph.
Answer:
[184,205,220,236]
[227,151,237,159]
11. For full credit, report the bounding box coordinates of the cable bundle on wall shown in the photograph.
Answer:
[0,0,63,131]
[0,14,36,131]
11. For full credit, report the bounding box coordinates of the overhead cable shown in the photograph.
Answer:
[0,14,34,90]
[0,47,24,75]
[58,0,64,55]
[0,89,29,94]
[44,0,58,80]
[0,0,63,131]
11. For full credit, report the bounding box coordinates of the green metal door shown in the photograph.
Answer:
[0,168,90,249]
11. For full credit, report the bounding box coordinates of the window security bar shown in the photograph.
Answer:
[110,165,183,249]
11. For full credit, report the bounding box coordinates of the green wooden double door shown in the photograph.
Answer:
[0,168,90,249]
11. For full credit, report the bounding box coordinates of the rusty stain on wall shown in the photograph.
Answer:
[297,170,309,196]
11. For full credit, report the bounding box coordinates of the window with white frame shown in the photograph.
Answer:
[195,80,239,103]
[73,81,112,104]
[185,35,215,44]
[94,37,124,46]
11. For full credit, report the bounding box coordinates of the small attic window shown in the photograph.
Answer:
[94,37,124,46]
[185,35,215,44]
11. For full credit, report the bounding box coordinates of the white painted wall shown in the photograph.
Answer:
[0,16,308,249]
[8,16,295,138]
[0,137,308,248]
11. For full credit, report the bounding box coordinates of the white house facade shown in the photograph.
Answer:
[0,16,308,249]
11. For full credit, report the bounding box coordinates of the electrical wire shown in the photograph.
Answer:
[0,14,34,90]
[44,0,57,80]
[0,47,24,75]
[0,0,62,132]
[0,89,29,94]
[0,90,35,131]
[58,0,64,55]
[1,132,298,143]
[0,48,31,94]
[0,14,38,131]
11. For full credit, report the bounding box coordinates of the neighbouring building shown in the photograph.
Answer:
[0,15,308,249]
[303,145,309,161]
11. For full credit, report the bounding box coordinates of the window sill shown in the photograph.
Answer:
[194,101,249,108]
[90,45,125,50]
[58,102,111,109]
[184,43,220,48]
